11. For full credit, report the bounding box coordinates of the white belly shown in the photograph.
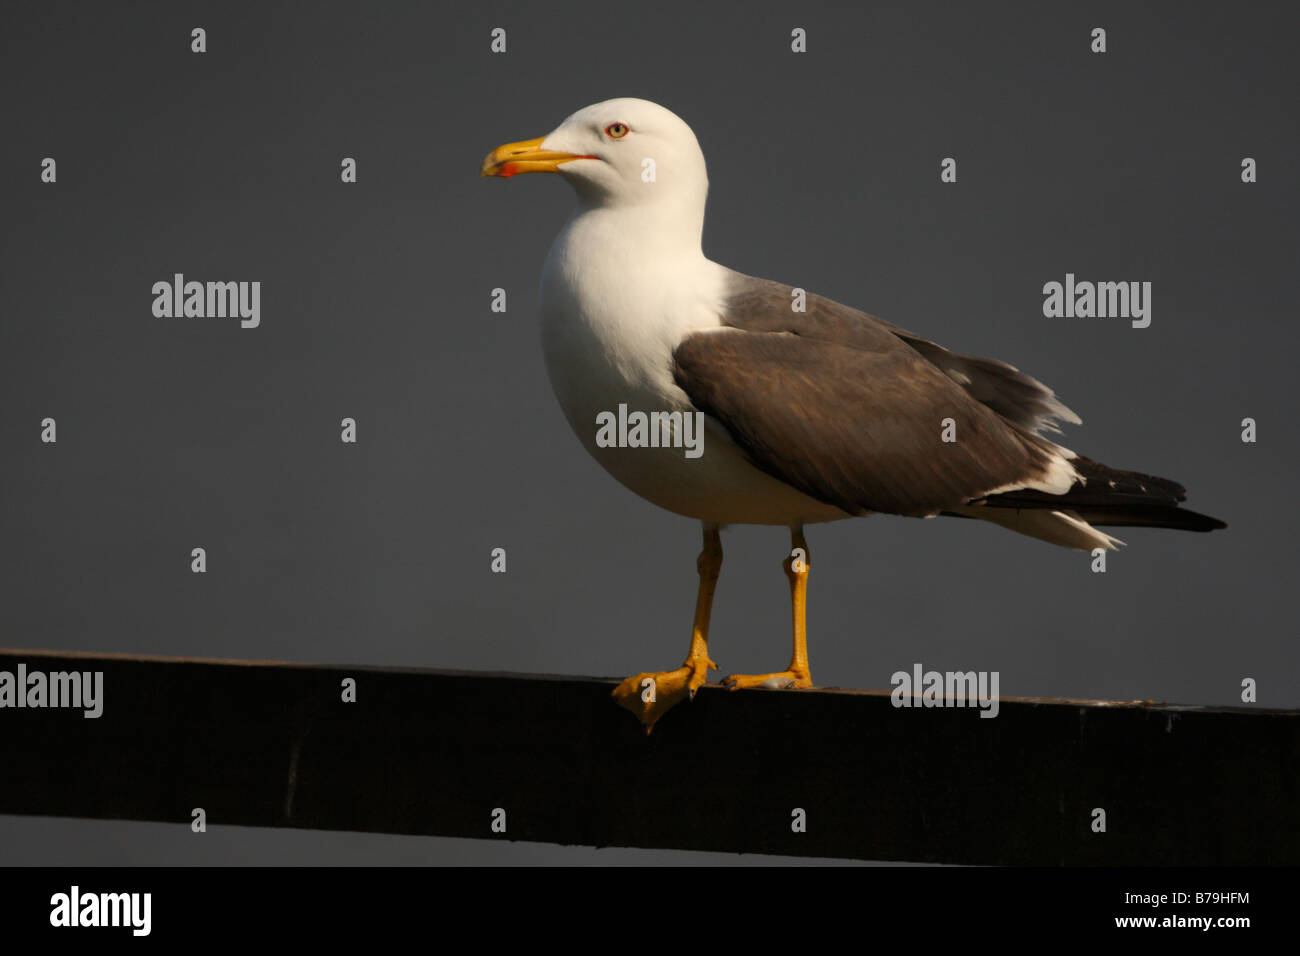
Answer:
[537,217,850,527]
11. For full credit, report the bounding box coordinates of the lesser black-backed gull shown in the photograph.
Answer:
[481,97,1225,731]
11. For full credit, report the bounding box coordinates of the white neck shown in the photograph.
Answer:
[540,192,728,400]
[563,175,709,258]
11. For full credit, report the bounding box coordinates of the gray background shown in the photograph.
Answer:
[1,0,1295,864]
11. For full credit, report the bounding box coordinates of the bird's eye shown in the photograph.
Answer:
[604,122,630,139]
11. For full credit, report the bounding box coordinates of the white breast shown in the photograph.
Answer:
[538,207,850,527]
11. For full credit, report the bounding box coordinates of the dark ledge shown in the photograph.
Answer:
[0,649,1295,864]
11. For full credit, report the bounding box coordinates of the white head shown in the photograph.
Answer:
[482,98,709,231]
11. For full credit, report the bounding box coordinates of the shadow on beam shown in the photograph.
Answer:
[0,649,1295,864]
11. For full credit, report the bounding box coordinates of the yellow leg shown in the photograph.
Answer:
[723,528,814,690]
[612,524,721,732]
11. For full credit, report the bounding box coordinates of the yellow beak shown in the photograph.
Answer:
[480,137,595,178]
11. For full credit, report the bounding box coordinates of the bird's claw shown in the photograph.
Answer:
[611,657,715,731]
[722,669,813,691]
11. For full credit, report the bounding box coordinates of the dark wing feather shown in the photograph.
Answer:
[679,273,1225,533]
[877,323,1081,434]
[722,276,1081,435]
[972,455,1227,531]
[672,279,1063,517]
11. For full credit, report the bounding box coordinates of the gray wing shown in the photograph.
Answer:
[724,276,1080,434]
[671,274,1071,518]
[874,323,1081,435]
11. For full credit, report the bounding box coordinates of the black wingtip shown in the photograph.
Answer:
[1193,513,1228,533]
[1096,506,1227,533]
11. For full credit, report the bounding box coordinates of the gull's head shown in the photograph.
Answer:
[481,98,708,211]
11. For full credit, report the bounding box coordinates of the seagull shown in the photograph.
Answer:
[481,97,1225,732]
